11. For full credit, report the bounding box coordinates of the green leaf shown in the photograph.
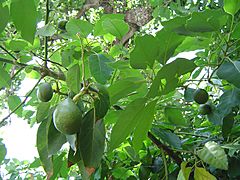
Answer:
[156,30,185,64]
[197,141,228,170]
[89,54,113,84]
[152,128,182,149]
[108,77,146,105]
[37,118,53,177]
[7,95,22,117]
[216,61,240,88]
[194,167,217,180]
[36,102,50,123]
[0,5,10,33]
[8,39,28,51]
[224,0,240,15]
[222,113,234,139]
[50,153,66,180]
[147,58,196,98]
[66,64,81,94]
[66,19,93,37]
[186,9,228,32]
[132,100,157,151]
[177,162,192,180]
[10,0,37,43]
[48,119,66,156]
[94,84,110,120]
[130,35,159,69]
[109,98,147,151]
[94,14,125,36]
[36,24,56,37]
[102,19,129,39]
[67,147,81,166]
[0,66,11,89]
[0,140,6,164]
[228,157,240,178]
[79,110,105,168]
[164,107,188,126]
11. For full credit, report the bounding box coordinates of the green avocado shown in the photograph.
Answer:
[193,88,209,104]
[58,20,68,31]
[53,98,82,135]
[37,82,53,102]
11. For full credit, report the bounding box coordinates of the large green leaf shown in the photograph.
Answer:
[108,77,146,105]
[0,66,11,89]
[66,64,81,94]
[94,14,125,36]
[36,24,56,37]
[7,95,22,117]
[37,118,53,177]
[89,54,113,84]
[130,35,159,69]
[66,19,93,37]
[94,84,110,120]
[147,58,196,98]
[50,153,66,180]
[216,61,240,88]
[186,9,228,32]
[152,128,182,149]
[10,0,37,43]
[224,0,240,15]
[194,167,216,180]
[177,162,192,180]
[197,141,228,170]
[164,107,188,126]
[48,119,66,156]
[132,100,157,151]
[0,5,9,33]
[156,30,185,64]
[109,98,147,151]
[102,19,129,39]
[0,139,6,164]
[36,102,50,123]
[79,109,105,168]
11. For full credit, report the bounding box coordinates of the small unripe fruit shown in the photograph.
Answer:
[58,20,67,31]
[37,82,53,102]
[193,89,209,104]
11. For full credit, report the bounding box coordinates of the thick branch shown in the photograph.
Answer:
[76,1,99,18]
[147,132,182,166]
[0,57,66,81]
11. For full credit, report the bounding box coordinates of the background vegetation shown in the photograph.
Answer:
[1,0,240,179]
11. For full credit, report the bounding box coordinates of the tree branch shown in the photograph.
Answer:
[0,77,43,126]
[0,45,18,61]
[147,132,182,166]
[44,0,50,68]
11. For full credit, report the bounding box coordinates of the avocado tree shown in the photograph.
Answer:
[1,0,240,179]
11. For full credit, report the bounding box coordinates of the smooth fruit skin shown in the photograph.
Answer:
[53,98,82,135]
[58,20,67,31]
[193,88,209,104]
[199,104,212,115]
[37,82,53,102]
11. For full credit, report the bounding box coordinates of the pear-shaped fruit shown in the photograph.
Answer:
[199,104,212,115]
[37,82,53,102]
[193,88,209,104]
[53,98,82,135]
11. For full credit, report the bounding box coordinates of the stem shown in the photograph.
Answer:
[44,0,50,67]
[0,78,43,125]
[79,37,86,87]
[161,149,168,180]
[147,132,182,166]
[227,15,234,42]
[0,45,17,60]
[175,132,209,138]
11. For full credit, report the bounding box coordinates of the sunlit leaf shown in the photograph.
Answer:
[224,0,240,15]
[0,5,10,33]
[194,167,216,180]
[66,63,81,94]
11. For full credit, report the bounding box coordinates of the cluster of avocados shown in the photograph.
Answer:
[193,88,212,115]
[37,82,82,135]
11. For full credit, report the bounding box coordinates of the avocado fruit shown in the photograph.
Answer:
[193,88,209,104]
[37,82,53,102]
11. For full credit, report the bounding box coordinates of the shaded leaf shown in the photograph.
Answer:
[164,107,188,126]
[7,95,22,117]
[197,141,228,170]
[109,98,147,151]
[132,100,157,151]
[89,54,113,84]
[130,35,159,69]
[36,102,50,123]
[37,24,56,37]
[0,66,11,89]
[177,162,192,180]
[10,0,37,43]
[66,64,81,94]
[152,128,182,149]
[66,19,93,37]
[0,5,10,33]
[0,140,6,164]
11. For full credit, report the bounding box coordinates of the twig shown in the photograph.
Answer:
[0,45,17,60]
[147,132,182,166]
[44,0,50,68]
[0,78,43,126]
